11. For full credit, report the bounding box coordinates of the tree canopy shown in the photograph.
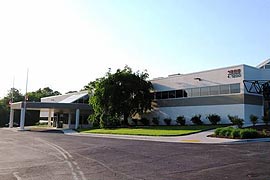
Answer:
[87,66,153,127]
[0,87,61,127]
[26,87,61,102]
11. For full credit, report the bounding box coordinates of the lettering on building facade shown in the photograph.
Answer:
[228,69,241,78]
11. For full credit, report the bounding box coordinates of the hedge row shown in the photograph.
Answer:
[214,127,260,139]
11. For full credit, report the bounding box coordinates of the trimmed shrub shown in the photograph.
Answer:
[228,115,244,128]
[249,114,258,126]
[215,127,260,139]
[240,128,259,139]
[206,114,221,125]
[219,127,234,137]
[152,117,159,126]
[163,118,172,126]
[230,128,241,138]
[214,128,223,136]
[140,117,150,126]
[176,116,186,126]
[191,114,203,125]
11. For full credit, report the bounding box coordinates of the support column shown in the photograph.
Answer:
[75,109,80,129]
[20,106,26,130]
[68,112,72,129]
[48,109,52,127]
[9,109,14,128]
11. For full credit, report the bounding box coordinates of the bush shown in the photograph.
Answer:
[219,127,234,137]
[176,116,186,126]
[191,114,203,125]
[132,119,138,126]
[206,114,221,125]
[140,117,150,126]
[249,114,258,126]
[230,128,241,138]
[215,127,259,139]
[240,128,259,139]
[163,118,172,126]
[228,115,244,128]
[214,128,223,136]
[152,117,159,126]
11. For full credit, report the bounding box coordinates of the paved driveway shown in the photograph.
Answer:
[1,128,270,180]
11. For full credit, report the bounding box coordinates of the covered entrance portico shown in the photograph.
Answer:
[9,102,92,130]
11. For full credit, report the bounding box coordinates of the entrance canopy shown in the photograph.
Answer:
[9,101,92,130]
[10,101,92,110]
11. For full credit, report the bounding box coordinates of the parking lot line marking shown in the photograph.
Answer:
[181,140,201,142]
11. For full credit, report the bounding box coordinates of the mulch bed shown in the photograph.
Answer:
[248,125,270,137]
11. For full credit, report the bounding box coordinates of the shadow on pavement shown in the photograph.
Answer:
[27,128,63,134]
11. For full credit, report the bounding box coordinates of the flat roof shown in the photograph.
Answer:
[11,101,92,111]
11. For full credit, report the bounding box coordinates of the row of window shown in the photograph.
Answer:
[154,83,241,100]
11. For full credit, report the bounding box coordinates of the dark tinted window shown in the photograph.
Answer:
[210,86,219,95]
[230,83,240,93]
[191,88,200,97]
[200,87,209,96]
[169,91,176,98]
[220,85,230,94]
[176,90,183,98]
[161,91,169,99]
[155,92,162,99]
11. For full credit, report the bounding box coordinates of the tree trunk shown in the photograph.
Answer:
[123,113,129,126]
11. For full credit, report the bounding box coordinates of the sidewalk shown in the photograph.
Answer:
[62,129,270,144]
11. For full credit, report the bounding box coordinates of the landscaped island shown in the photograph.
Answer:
[78,125,225,136]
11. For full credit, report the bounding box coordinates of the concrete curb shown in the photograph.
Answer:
[61,128,270,144]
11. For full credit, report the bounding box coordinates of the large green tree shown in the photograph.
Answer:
[27,87,61,102]
[3,88,24,104]
[87,66,153,127]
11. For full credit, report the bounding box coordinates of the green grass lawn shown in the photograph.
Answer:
[78,125,226,136]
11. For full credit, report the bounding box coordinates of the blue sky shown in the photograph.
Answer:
[0,0,269,97]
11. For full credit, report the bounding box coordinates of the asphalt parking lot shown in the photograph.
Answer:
[1,128,270,180]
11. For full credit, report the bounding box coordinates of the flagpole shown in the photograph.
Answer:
[9,76,15,128]
[11,76,14,103]
[20,68,29,130]
[25,68,29,100]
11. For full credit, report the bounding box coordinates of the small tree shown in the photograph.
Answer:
[206,114,221,125]
[176,115,186,126]
[249,114,258,127]
[152,117,159,126]
[228,115,244,128]
[191,114,203,125]
[163,118,172,126]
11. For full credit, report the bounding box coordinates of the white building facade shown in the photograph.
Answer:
[145,59,270,125]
